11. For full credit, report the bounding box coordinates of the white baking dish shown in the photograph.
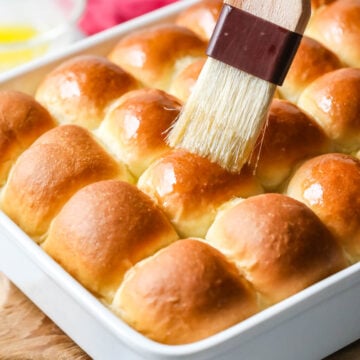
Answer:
[0,1,360,359]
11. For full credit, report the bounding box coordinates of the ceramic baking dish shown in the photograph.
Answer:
[0,1,360,359]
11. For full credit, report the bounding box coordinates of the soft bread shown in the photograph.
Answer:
[97,88,182,178]
[248,99,331,190]
[0,91,56,185]
[138,149,263,238]
[169,58,206,101]
[175,0,223,42]
[35,55,140,130]
[286,153,360,262]
[112,238,258,345]
[43,180,178,303]
[306,0,360,67]
[0,125,130,242]
[206,193,347,305]
[279,36,342,103]
[298,68,360,152]
[107,24,207,92]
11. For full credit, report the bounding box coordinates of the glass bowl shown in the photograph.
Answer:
[0,0,86,72]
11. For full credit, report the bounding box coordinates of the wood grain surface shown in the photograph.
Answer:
[0,272,359,360]
[0,273,90,360]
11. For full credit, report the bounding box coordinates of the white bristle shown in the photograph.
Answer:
[167,57,276,172]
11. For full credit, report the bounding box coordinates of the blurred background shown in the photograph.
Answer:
[0,0,178,72]
[79,0,178,35]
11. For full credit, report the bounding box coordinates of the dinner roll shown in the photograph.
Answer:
[35,55,140,130]
[169,58,205,101]
[279,36,342,103]
[298,68,360,152]
[1,125,131,242]
[138,149,263,238]
[206,193,347,305]
[107,24,207,91]
[0,91,55,185]
[286,153,360,262]
[112,239,258,345]
[43,180,178,302]
[175,0,223,42]
[306,0,360,67]
[248,99,331,190]
[97,88,182,178]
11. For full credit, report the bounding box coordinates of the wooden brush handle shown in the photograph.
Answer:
[225,0,311,33]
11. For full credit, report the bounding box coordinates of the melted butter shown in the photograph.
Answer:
[0,25,38,43]
[0,24,48,71]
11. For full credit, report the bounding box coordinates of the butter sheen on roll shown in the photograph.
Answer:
[306,0,360,67]
[0,125,131,242]
[112,238,259,345]
[138,149,263,238]
[107,24,207,92]
[97,88,182,178]
[35,55,140,130]
[0,91,56,185]
[298,68,360,152]
[206,193,347,305]
[43,180,178,303]
[279,36,342,103]
[169,58,206,101]
[248,99,331,190]
[286,153,360,262]
[175,0,223,42]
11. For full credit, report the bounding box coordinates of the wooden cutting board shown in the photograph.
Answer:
[0,272,359,360]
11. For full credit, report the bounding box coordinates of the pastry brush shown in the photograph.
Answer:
[168,0,311,172]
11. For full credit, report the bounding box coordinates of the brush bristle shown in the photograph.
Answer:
[167,58,276,173]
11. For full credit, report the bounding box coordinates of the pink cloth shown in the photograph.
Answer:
[79,0,178,35]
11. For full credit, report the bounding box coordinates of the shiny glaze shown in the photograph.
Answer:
[287,153,360,260]
[280,36,342,102]
[207,193,347,304]
[176,0,223,41]
[298,68,360,151]
[100,88,182,177]
[249,99,331,189]
[307,0,360,67]
[108,24,207,89]
[138,149,263,237]
[35,55,139,129]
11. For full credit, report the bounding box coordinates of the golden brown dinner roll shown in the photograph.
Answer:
[206,193,347,305]
[298,68,360,152]
[286,153,360,262]
[1,125,131,242]
[35,55,140,130]
[43,180,178,302]
[279,36,342,103]
[248,99,331,190]
[97,88,182,178]
[138,149,263,238]
[107,24,207,91]
[169,58,206,101]
[112,238,258,345]
[0,91,56,185]
[306,0,360,67]
[175,0,223,42]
